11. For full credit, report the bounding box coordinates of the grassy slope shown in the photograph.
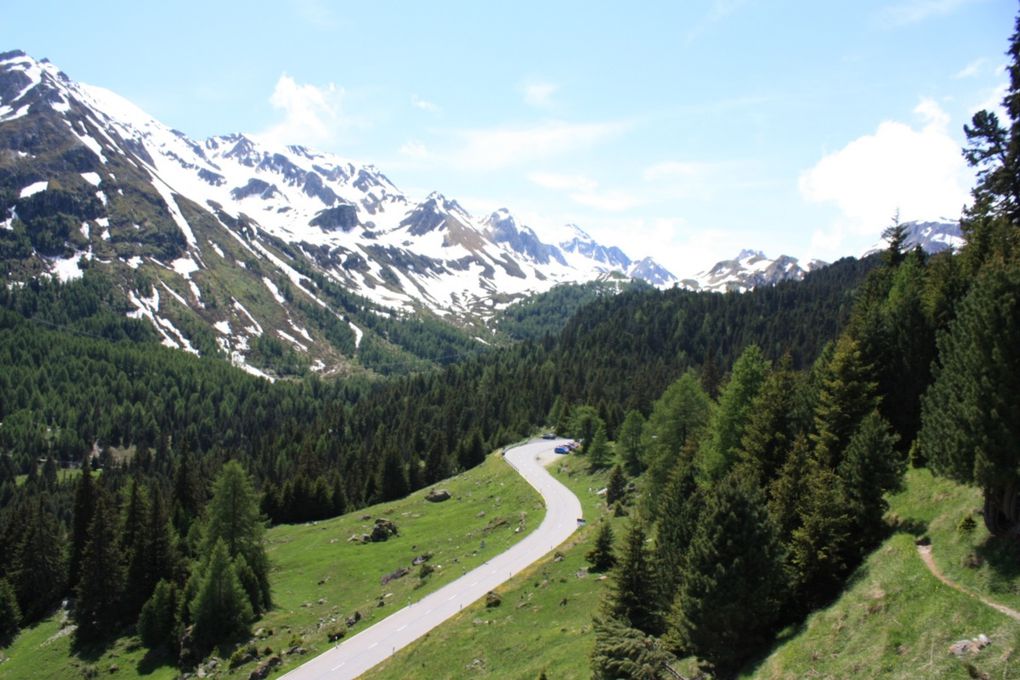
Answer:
[368,453,616,680]
[745,468,1020,679]
[0,449,542,680]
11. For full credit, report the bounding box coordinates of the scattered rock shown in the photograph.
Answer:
[950,634,991,657]
[426,489,451,502]
[485,591,502,608]
[108,664,119,674]
[360,514,372,520]
[412,553,432,566]
[286,646,306,656]
[347,534,361,543]
[381,567,410,585]
[369,518,399,542]
[317,597,327,605]
[476,510,486,518]
[553,552,565,562]
[248,655,282,680]
[559,597,569,607]
[345,611,362,627]
[328,628,346,642]
[483,517,509,533]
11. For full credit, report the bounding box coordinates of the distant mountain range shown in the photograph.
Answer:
[0,49,964,374]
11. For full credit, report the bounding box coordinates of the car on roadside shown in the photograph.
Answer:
[541,433,556,440]
[554,446,569,454]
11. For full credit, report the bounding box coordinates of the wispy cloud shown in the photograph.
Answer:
[686,0,748,44]
[954,57,986,79]
[522,81,559,109]
[528,171,640,212]
[399,140,429,159]
[411,94,440,113]
[255,73,353,148]
[800,98,972,256]
[877,0,978,27]
[450,120,626,170]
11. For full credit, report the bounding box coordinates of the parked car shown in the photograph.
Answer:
[554,446,569,454]
[541,433,556,440]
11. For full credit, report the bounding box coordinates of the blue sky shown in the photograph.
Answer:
[2,0,1014,274]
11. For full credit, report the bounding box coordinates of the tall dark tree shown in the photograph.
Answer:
[738,356,807,483]
[588,424,612,471]
[920,265,1020,534]
[74,489,126,645]
[188,539,253,652]
[811,335,879,468]
[837,411,903,553]
[591,613,677,680]
[587,521,617,573]
[653,456,702,610]
[667,468,786,678]
[0,577,21,644]
[200,461,270,613]
[617,410,646,476]
[609,522,661,636]
[69,456,96,589]
[605,464,628,507]
[9,500,66,622]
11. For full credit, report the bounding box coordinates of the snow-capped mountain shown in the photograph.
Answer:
[865,219,964,256]
[682,249,827,293]
[0,50,678,375]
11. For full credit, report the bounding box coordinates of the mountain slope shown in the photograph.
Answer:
[0,50,677,376]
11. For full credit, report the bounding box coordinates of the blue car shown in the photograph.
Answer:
[554,446,569,454]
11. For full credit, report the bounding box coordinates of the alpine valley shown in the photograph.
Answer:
[0,50,962,378]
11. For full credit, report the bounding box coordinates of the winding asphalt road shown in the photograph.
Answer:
[278,438,583,680]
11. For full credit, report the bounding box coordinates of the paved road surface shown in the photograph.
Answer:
[278,438,583,680]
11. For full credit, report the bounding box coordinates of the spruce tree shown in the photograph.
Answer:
[653,456,702,610]
[609,522,660,635]
[0,576,21,644]
[811,335,879,468]
[591,613,677,680]
[667,468,786,677]
[9,500,66,622]
[200,461,271,613]
[838,411,903,553]
[122,478,152,618]
[605,464,628,507]
[588,424,611,470]
[587,521,617,572]
[189,539,253,652]
[138,579,178,649]
[74,489,126,645]
[738,356,806,483]
[698,345,770,482]
[69,456,96,589]
[921,266,1020,534]
[617,410,646,475]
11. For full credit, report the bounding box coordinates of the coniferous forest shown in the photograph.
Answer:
[0,12,1018,679]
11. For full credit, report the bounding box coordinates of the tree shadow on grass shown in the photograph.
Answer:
[975,534,1020,596]
[887,514,928,538]
[136,645,176,676]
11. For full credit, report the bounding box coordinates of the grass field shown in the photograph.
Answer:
[368,452,618,680]
[0,447,544,679]
[745,468,1020,679]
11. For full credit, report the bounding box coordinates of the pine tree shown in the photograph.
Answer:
[609,522,660,635]
[921,266,1020,534]
[0,576,21,644]
[606,464,628,507]
[617,410,646,475]
[811,335,879,468]
[122,478,152,618]
[838,411,903,553]
[738,356,806,483]
[591,613,677,680]
[9,500,66,623]
[588,424,612,470]
[698,345,770,482]
[587,521,617,572]
[200,461,271,613]
[189,539,253,652]
[653,456,702,610]
[69,455,96,589]
[138,579,178,649]
[667,468,786,677]
[74,488,126,645]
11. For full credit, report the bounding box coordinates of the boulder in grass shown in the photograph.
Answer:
[485,591,502,608]
[426,489,451,503]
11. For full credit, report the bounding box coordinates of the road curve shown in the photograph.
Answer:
[278,438,583,680]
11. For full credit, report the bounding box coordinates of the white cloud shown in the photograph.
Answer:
[411,95,440,113]
[522,81,559,109]
[528,172,598,193]
[528,171,640,212]
[256,74,348,148]
[800,98,972,256]
[399,140,429,159]
[451,120,625,170]
[954,58,986,79]
[877,0,978,27]
[642,161,711,181]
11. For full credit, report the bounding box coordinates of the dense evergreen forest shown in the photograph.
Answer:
[0,13,1017,676]
[587,14,1020,677]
